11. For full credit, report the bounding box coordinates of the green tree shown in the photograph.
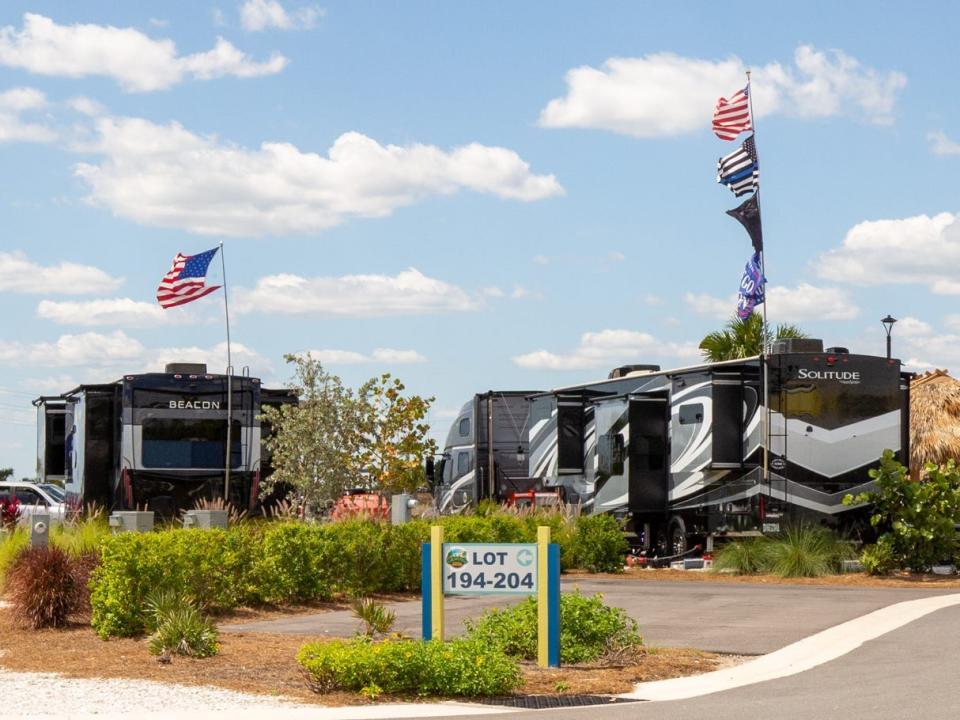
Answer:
[0,468,12,482]
[698,313,806,362]
[356,374,437,494]
[845,451,960,573]
[259,354,365,513]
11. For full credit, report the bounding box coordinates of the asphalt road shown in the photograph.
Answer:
[222,577,959,654]
[434,602,960,720]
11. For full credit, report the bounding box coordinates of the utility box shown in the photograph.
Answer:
[30,513,49,548]
[182,509,229,530]
[108,511,155,533]
[391,494,417,525]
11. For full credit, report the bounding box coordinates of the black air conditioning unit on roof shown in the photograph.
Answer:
[608,364,660,379]
[164,363,208,374]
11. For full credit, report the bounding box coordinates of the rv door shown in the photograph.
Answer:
[628,397,669,513]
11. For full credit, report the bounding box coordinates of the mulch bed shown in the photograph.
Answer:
[0,607,729,705]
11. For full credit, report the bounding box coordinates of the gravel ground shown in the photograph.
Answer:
[0,668,311,717]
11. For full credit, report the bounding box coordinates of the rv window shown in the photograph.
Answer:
[679,403,704,425]
[457,452,470,476]
[141,419,242,469]
[459,418,470,437]
[557,403,584,473]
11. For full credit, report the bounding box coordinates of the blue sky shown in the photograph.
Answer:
[1,1,959,477]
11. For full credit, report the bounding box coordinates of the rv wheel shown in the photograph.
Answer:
[668,517,688,556]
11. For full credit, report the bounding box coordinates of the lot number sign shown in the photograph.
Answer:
[442,543,537,595]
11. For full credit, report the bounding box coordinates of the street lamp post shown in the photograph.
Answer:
[881,315,897,359]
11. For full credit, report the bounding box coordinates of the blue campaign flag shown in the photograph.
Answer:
[736,252,766,319]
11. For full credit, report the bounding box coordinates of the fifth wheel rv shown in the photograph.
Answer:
[437,339,910,552]
[33,363,295,516]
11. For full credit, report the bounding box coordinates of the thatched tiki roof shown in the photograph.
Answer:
[910,370,960,477]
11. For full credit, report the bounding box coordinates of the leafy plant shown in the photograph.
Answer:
[845,451,960,573]
[464,591,642,664]
[351,596,397,637]
[763,525,855,578]
[297,636,520,697]
[51,516,110,557]
[571,514,628,573]
[0,497,21,528]
[0,524,29,586]
[7,546,83,629]
[146,601,219,658]
[712,537,773,575]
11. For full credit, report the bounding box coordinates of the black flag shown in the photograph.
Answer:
[726,193,763,253]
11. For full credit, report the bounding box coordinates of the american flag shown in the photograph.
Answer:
[717,136,759,197]
[156,247,221,309]
[712,86,752,141]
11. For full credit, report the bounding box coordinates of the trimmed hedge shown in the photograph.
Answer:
[297,636,521,697]
[91,511,627,638]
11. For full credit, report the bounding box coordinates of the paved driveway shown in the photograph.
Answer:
[221,577,959,654]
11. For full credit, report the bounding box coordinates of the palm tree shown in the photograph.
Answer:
[699,314,806,362]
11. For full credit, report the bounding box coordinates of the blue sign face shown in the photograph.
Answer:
[441,543,538,595]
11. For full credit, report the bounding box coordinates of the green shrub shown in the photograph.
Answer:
[712,537,773,575]
[861,536,897,575]
[764,525,855,578]
[713,527,853,578]
[845,451,960,573]
[255,523,334,603]
[463,591,642,664]
[0,526,29,587]
[51,517,111,557]
[297,636,520,697]
[145,590,219,658]
[7,546,85,629]
[571,514,628,573]
[351,596,396,637]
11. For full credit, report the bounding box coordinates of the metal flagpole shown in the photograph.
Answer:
[745,70,771,489]
[219,241,234,504]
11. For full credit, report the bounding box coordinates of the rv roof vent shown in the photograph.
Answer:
[608,364,661,379]
[825,346,849,354]
[165,362,208,375]
[769,338,824,355]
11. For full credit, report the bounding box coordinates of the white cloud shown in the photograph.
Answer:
[235,268,478,316]
[240,0,323,31]
[540,45,906,138]
[74,117,562,237]
[944,315,960,333]
[0,86,55,142]
[928,131,960,156]
[482,286,505,298]
[0,251,122,294]
[36,298,185,327]
[816,212,960,294]
[65,95,105,116]
[513,329,698,371]
[0,13,287,92]
[309,348,426,365]
[684,284,859,322]
[533,255,550,265]
[0,330,271,375]
[894,316,933,338]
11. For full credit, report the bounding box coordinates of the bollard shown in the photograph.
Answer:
[30,513,49,549]
[391,494,417,524]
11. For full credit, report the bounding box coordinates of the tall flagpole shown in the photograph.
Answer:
[745,69,771,488]
[220,241,234,504]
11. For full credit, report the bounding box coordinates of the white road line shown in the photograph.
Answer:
[624,592,960,702]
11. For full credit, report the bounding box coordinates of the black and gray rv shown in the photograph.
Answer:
[437,340,910,551]
[33,363,295,516]
[432,391,542,512]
